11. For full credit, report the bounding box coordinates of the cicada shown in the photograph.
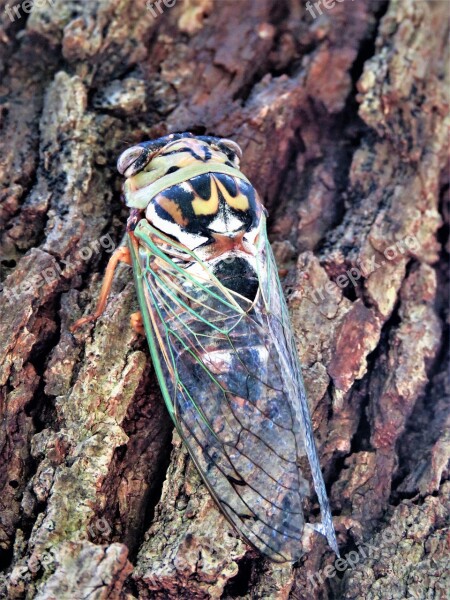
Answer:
[73,133,338,562]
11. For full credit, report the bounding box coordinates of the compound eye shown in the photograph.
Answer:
[219,138,243,160]
[117,145,152,177]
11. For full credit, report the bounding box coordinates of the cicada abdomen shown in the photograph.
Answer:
[111,133,338,562]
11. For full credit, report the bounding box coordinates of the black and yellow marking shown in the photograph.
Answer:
[152,172,260,236]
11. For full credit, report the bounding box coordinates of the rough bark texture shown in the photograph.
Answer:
[0,0,448,599]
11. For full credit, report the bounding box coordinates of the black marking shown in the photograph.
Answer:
[154,185,194,225]
[239,514,258,521]
[160,185,193,204]
[215,172,238,197]
[202,144,212,161]
[190,173,212,200]
[162,146,204,161]
[213,258,259,302]
[227,475,247,487]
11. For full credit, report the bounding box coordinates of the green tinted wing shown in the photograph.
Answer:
[130,218,337,562]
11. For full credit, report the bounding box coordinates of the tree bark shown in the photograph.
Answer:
[0,0,448,599]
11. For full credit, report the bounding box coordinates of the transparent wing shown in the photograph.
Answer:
[257,229,339,556]
[130,219,338,562]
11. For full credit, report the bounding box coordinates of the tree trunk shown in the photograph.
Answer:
[0,0,448,598]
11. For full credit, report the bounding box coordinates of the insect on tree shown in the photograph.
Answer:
[72,132,339,562]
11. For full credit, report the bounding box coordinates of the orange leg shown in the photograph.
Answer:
[130,311,144,336]
[71,246,132,332]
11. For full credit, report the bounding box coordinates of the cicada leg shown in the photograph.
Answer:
[130,311,144,336]
[71,245,132,331]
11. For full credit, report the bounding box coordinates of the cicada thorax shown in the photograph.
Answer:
[121,135,264,303]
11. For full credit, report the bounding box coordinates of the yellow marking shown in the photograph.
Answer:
[156,195,189,226]
[191,175,250,218]
[214,176,249,211]
[191,175,220,216]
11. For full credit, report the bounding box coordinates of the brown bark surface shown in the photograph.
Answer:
[0,0,448,598]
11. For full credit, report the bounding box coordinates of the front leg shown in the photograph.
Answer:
[71,246,132,331]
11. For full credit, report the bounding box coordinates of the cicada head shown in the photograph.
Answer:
[117,132,241,178]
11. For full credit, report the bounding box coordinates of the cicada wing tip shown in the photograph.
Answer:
[311,523,340,557]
